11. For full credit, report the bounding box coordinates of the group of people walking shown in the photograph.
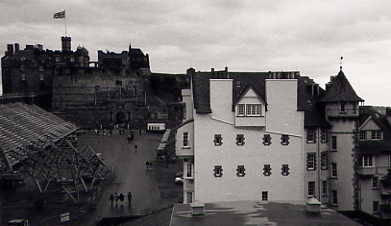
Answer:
[110,192,132,207]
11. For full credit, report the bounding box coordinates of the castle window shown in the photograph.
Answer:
[321,129,328,143]
[213,165,223,177]
[237,104,245,116]
[360,131,367,141]
[263,164,271,176]
[280,135,289,145]
[263,134,271,145]
[331,163,337,177]
[321,152,328,170]
[306,129,316,143]
[331,136,337,150]
[362,154,374,168]
[307,153,316,170]
[281,164,290,176]
[236,134,245,146]
[236,165,245,177]
[214,134,223,146]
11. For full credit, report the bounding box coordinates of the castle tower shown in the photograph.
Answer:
[320,68,364,211]
[61,36,71,52]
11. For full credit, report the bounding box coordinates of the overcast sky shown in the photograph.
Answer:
[0,0,390,106]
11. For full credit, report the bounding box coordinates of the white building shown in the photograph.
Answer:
[176,67,374,213]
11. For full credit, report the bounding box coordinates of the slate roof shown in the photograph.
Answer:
[191,70,329,127]
[358,106,391,153]
[320,70,363,103]
[170,201,361,226]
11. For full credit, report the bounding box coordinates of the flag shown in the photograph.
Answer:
[53,10,65,19]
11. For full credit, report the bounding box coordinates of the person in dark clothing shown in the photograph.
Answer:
[134,144,138,152]
[109,193,114,206]
[119,193,124,206]
[127,192,132,207]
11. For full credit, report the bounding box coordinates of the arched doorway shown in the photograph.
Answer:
[116,112,126,124]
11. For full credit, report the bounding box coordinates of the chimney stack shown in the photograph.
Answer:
[211,68,215,74]
[61,36,71,52]
[14,43,19,52]
[6,44,14,56]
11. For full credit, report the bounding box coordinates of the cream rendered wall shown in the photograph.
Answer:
[328,120,357,211]
[194,79,305,203]
[359,178,381,215]
[175,122,194,157]
[304,128,329,203]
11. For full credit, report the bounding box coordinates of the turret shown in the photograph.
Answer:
[61,36,71,52]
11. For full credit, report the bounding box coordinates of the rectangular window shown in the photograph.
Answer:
[236,134,245,145]
[263,164,271,176]
[321,152,328,170]
[183,132,189,147]
[262,191,268,201]
[246,104,262,116]
[373,177,378,189]
[321,129,328,143]
[236,165,246,177]
[360,131,367,141]
[281,134,290,145]
[237,104,245,116]
[186,162,192,178]
[281,164,289,176]
[39,73,44,81]
[340,103,345,113]
[262,134,271,145]
[214,134,223,146]
[331,136,337,150]
[362,154,374,168]
[213,165,223,177]
[331,162,337,177]
[21,73,26,81]
[308,181,315,196]
[307,153,316,170]
[371,130,382,140]
[332,190,338,205]
[306,129,316,143]
[322,180,327,196]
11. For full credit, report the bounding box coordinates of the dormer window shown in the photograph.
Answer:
[237,104,245,116]
[246,104,262,116]
[236,104,262,117]
[371,130,382,140]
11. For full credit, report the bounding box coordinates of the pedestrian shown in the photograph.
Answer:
[114,192,119,207]
[134,144,138,152]
[127,192,132,207]
[127,135,131,144]
[149,161,153,169]
[119,193,124,206]
[145,161,149,169]
[109,193,114,206]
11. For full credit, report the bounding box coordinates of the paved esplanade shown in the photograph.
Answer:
[79,132,168,225]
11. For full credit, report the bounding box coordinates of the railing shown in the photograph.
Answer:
[326,108,359,118]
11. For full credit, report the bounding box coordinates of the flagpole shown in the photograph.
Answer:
[64,10,67,36]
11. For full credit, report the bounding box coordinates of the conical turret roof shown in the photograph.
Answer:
[320,69,363,102]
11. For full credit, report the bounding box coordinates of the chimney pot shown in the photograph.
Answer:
[211,68,215,73]
[14,43,20,52]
